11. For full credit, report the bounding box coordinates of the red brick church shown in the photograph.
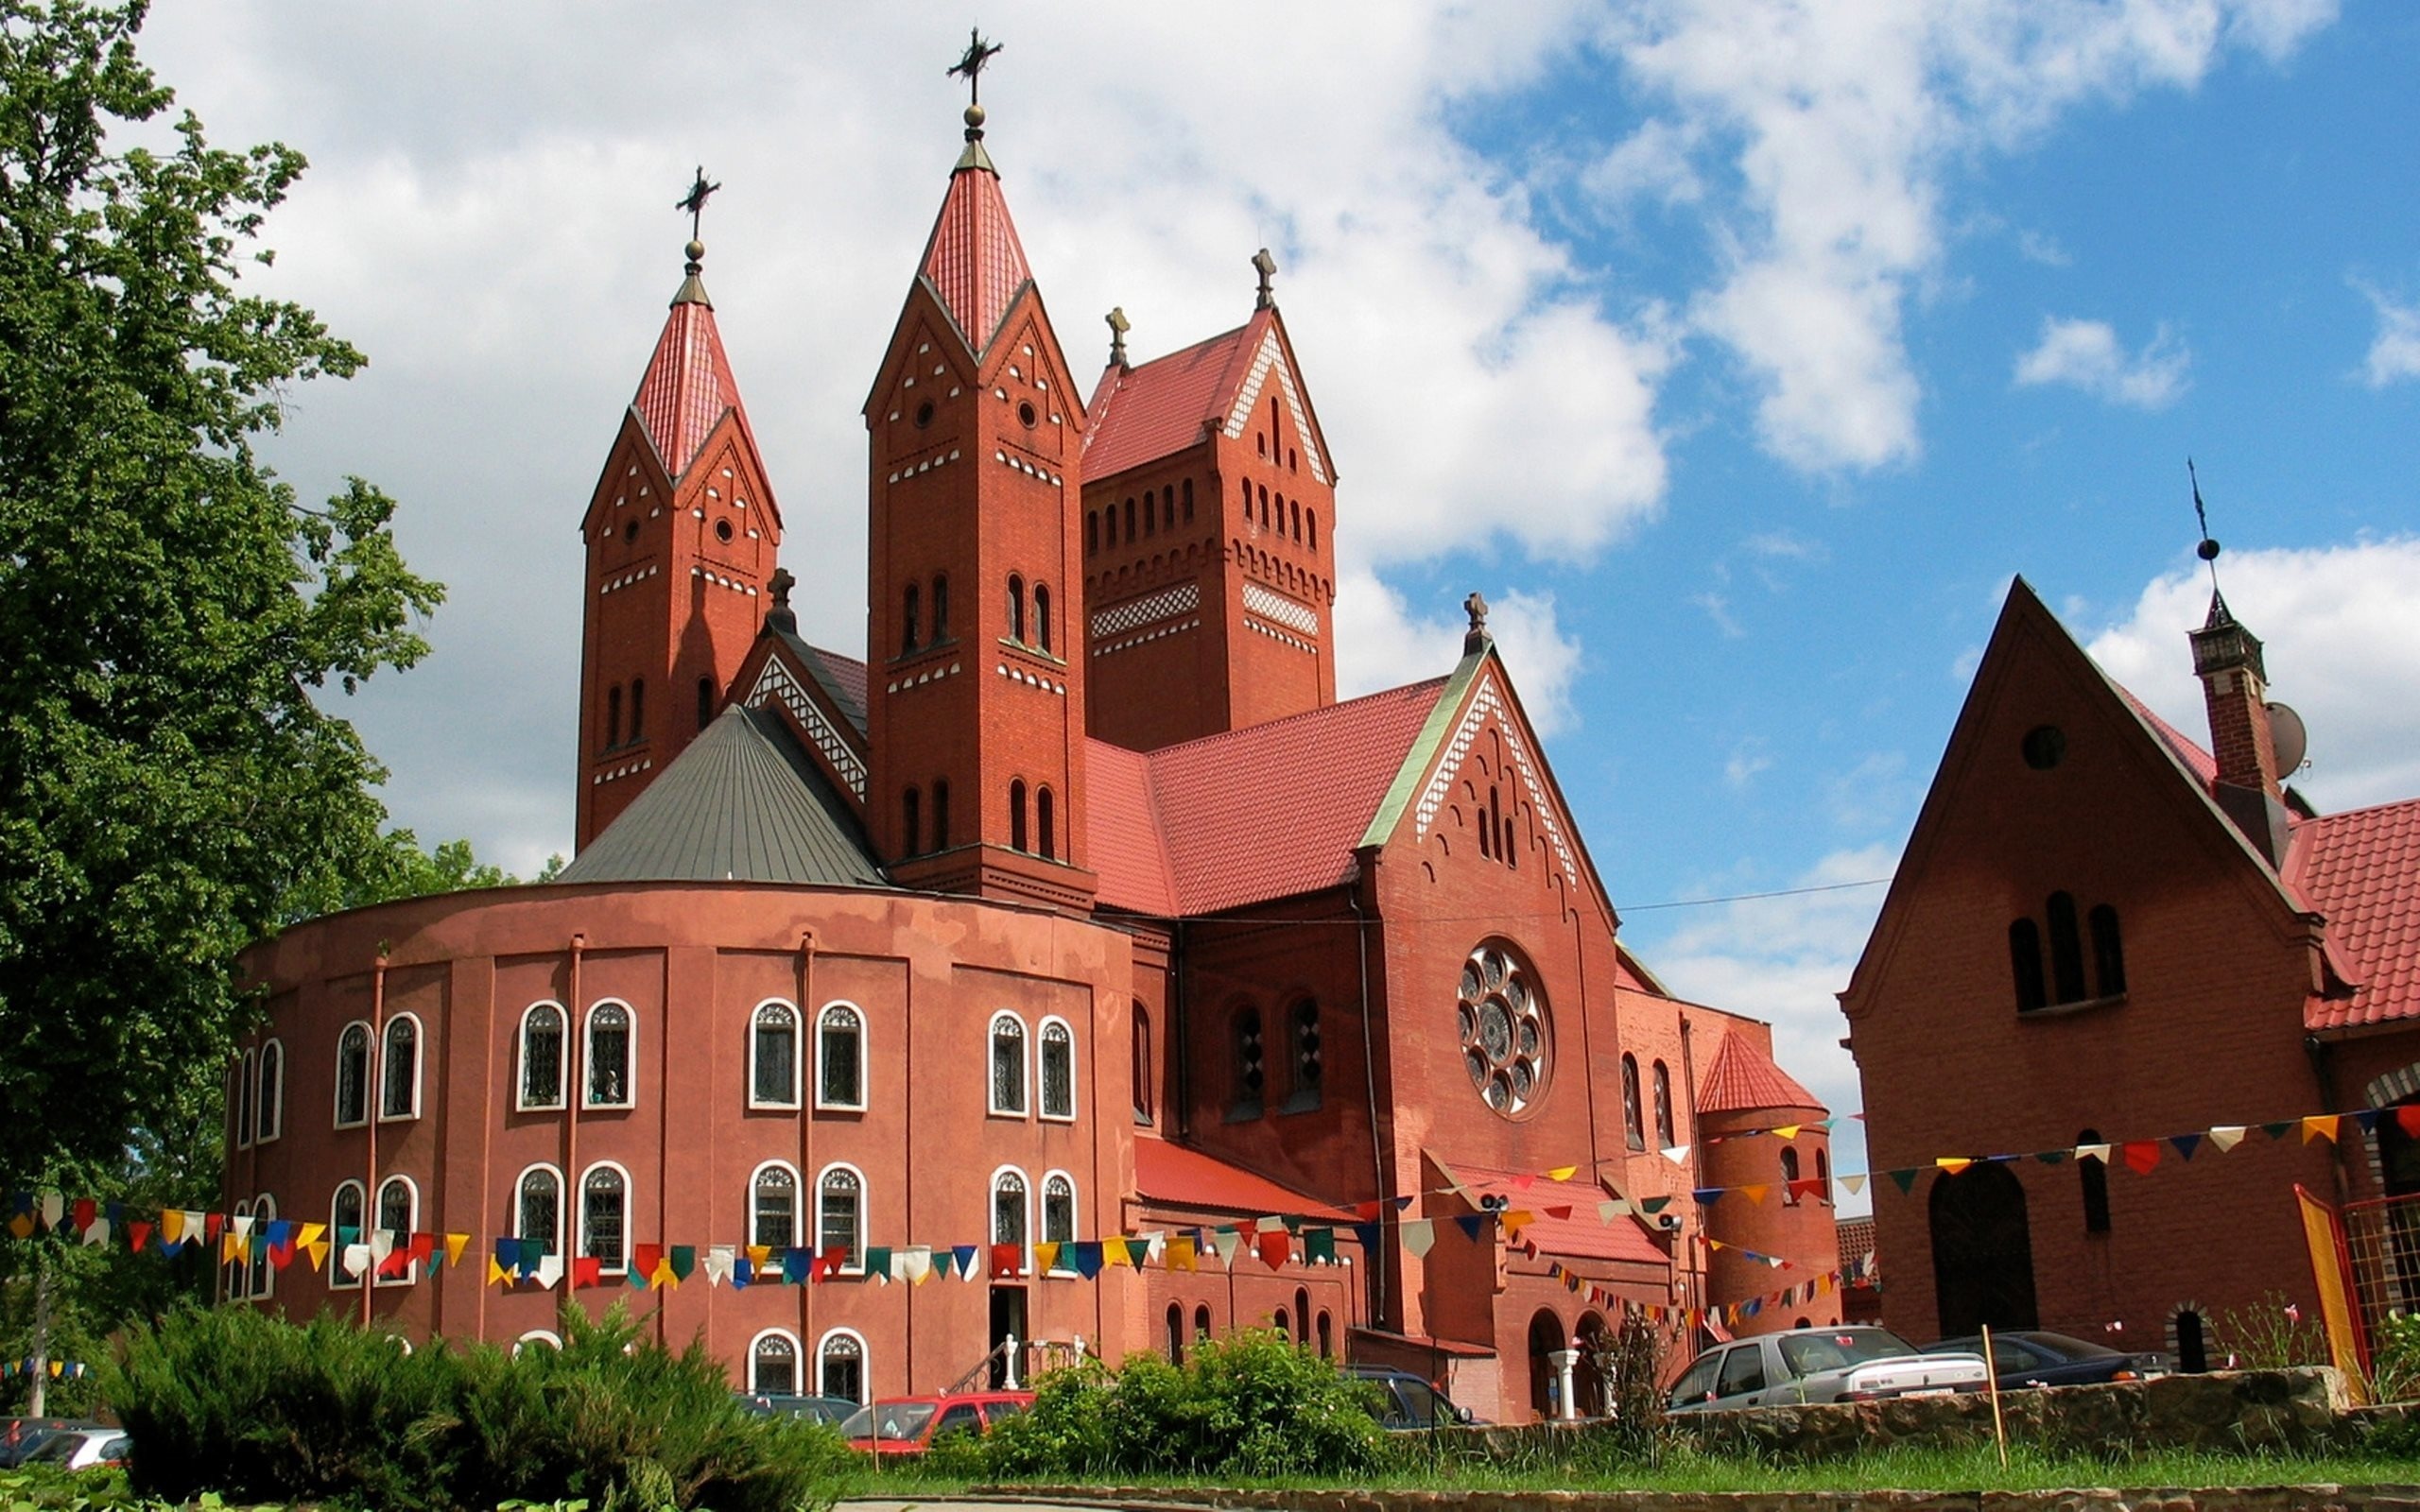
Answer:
[221,88,1841,1421]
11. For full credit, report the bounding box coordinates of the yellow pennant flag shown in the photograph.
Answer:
[650,1255,677,1288]
[1936,1158,1974,1177]
[1034,1242,1062,1274]
[747,1245,772,1270]
[2304,1115,2341,1144]
[1502,1210,1534,1238]
[220,1232,244,1264]
[297,1222,327,1249]
[445,1233,471,1267]
[1167,1236,1198,1271]
[162,1209,186,1246]
[1772,1125,1801,1141]
[488,1257,511,1286]
[1101,1236,1132,1268]
[1738,1185,1770,1206]
[303,1239,330,1272]
[1547,1165,1579,1181]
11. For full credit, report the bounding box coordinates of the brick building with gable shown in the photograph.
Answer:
[220,91,1841,1421]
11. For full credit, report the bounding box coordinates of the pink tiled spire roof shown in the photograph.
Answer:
[630,241,747,481]
[915,112,1034,356]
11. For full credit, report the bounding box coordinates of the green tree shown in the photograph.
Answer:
[0,0,443,1194]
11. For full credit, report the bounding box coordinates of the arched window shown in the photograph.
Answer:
[375,1176,417,1284]
[752,1161,799,1248]
[697,676,715,730]
[902,582,921,655]
[992,1168,1028,1270]
[380,1015,421,1120]
[1043,1172,1076,1272]
[1318,1311,1334,1360]
[1231,1007,1265,1120]
[1287,1000,1322,1112]
[819,1329,867,1403]
[586,1002,632,1108]
[1132,1004,1154,1125]
[1816,1147,1832,1205]
[1258,484,1270,528]
[256,1040,283,1143]
[1167,1303,1185,1364]
[751,1001,800,1108]
[2047,891,2086,1004]
[989,1013,1028,1115]
[1781,1146,1802,1205]
[629,679,645,740]
[330,1180,366,1288]
[1239,477,1251,523]
[225,1198,251,1299]
[1039,1018,1075,1120]
[1034,583,1052,653]
[2079,1127,2112,1235]
[580,1163,629,1274]
[1291,500,1303,541]
[605,685,621,748]
[514,1331,562,1355]
[818,1004,866,1110]
[1163,490,1175,531]
[517,1165,562,1258]
[247,1194,276,1300]
[1306,508,1317,549]
[1273,1305,1289,1343]
[2009,919,2048,1012]
[1123,497,1136,540]
[819,1164,864,1270]
[1651,1060,1673,1148]
[236,1051,255,1148]
[1007,574,1026,643]
[1010,779,1028,851]
[519,1004,565,1109]
[1194,1304,1212,1340]
[931,779,952,850]
[1182,477,1195,522]
[1086,510,1099,555]
[751,1330,800,1396]
[1037,785,1056,860]
[1620,1055,1643,1150]
[1144,490,1157,536]
[2090,904,2127,997]
[931,575,950,642]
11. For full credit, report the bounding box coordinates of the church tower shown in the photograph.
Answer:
[575,221,783,850]
[863,87,1095,909]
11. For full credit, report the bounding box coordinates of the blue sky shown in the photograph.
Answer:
[139,2,2420,1199]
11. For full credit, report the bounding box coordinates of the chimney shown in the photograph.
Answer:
[2189,591,2290,866]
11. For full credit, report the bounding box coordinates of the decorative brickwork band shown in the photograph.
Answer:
[746,658,867,799]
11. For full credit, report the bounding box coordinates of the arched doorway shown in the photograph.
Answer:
[1929,1162,2038,1336]
[1573,1312,1611,1418]
[1526,1310,1564,1420]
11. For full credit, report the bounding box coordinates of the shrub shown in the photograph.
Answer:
[106,1301,841,1512]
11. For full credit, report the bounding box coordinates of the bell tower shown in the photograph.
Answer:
[862,68,1094,909]
[575,188,782,850]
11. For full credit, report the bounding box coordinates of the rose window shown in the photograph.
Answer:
[1458,943,1548,1116]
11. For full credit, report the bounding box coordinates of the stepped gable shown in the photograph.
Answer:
[1084,317,1260,479]
[559,705,884,886]
[1696,1031,1824,1116]
[2290,798,2420,1031]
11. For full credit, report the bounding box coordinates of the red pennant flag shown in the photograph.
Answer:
[129,1220,151,1252]
[1255,1230,1292,1269]
[71,1198,95,1230]
[572,1255,603,1289]
[1545,1205,1573,1221]
[1510,1174,1537,1190]
[2397,1106,2420,1139]
[407,1232,436,1265]
[1789,1178,1824,1203]
[1354,1200,1383,1222]
[990,1243,1022,1279]
[205,1212,225,1243]
[2122,1141,2161,1175]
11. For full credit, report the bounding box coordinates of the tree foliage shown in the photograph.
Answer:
[0,0,443,1193]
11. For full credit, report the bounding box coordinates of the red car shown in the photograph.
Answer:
[840,1390,1033,1455]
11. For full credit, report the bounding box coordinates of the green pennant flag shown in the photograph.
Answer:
[1304,1228,1338,1265]
[2262,1121,2296,1141]
[1639,1195,1671,1215]
[2034,1149,2069,1164]
[1886,1168,1919,1194]
[864,1246,892,1280]
[669,1246,697,1280]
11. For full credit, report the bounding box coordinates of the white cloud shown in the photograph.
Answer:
[1583,118,1704,209]
[2016,229,2073,267]
[2013,316,2191,407]
[1723,742,1773,789]
[1335,572,1583,738]
[2355,279,2420,387]
[2084,539,2420,811]
[1595,1,2329,470]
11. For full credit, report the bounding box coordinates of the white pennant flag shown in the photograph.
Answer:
[39,1193,64,1231]
[2075,1143,2112,1164]
[702,1246,735,1286]
[2207,1125,2249,1153]
[535,1254,564,1290]
[1400,1219,1438,1258]
[1661,1144,1691,1166]
[1136,1230,1166,1264]
[82,1219,110,1247]
[232,1214,255,1243]
[1841,1174,1868,1196]
[368,1228,397,1263]
[1598,1200,1631,1222]
[343,1243,373,1276]
[902,1247,933,1285]
[183,1210,208,1248]
[1256,1214,1289,1233]
[1209,1228,1243,1268]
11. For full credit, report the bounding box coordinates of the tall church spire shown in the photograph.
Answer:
[915,103,1035,358]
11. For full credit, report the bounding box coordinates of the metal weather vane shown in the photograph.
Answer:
[948,28,1003,105]
[676,166,720,243]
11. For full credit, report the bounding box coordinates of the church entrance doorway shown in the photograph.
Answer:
[1929,1162,2037,1337]
[989,1284,1028,1388]
[1573,1312,1610,1418]
[1526,1310,1564,1420]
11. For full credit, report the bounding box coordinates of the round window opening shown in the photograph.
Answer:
[914,400,936,428]
[1017,400,1038,429]
[2021,725,2066,770]
[714,518,734,543]
[1458,943,1549,1118]
[621,520,639,544]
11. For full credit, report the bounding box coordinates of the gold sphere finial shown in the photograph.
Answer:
[684,238,705,265]
[964,102,986,130]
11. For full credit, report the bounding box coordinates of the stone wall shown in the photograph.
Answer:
[1005,1486,2420,1511]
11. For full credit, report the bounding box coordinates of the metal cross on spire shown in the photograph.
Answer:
[948,28,1003,105]
[676,166,720,243]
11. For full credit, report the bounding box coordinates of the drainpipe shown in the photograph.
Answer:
[2306,1034,2352,1204]
[566,934,585,1300]
[367,951,388,1329]
[800,930,818,1384]
[1350,868,1389,1331]
[1678,1013,1703,1332]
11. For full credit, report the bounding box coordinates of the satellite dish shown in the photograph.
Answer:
[2267,701,2308,773]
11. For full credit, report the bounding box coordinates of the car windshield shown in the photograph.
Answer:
[841,1401,937,1441]
[1394,1379,1449,1426]
[25,1435,78,1464]
[1777,1329,1917,1377]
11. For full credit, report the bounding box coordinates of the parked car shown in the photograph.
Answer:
[840,1390,1033,1455]
[735,1392,859,1425]
[21,1427,131,1471]
[0,1418,90,1469]
[1343,1366,1482,1429]
[1665,1326,1988,1413]
[1927,1330,2169,1388]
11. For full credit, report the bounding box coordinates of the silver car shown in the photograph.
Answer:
[1665,1326,1988,1412]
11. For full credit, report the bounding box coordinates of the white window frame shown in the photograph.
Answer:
[333,1020,372,1129]
[1041,1169,1077,1275]
[373,1174,420,1287]
[513,1330,562,1355]
[226,1198,252,1300]
[329,1178,368,1289]
[817,1326,871,1404]
[517,1001,568,1111]
[814,1001,868,1112]
[584,1000,637,1109]
[749,1327,804,1397]
[1037,1016,1077,1122]
[749,1159,802,1250]
[514,1162,566,1259]
[816,1160,867,1276]
[579,1160,632,1275]
[378,1012,424,1123]
[235,1050,256,1149]
[748,998,802,1110]
[989,1163,1030,1277]
[987,1011,1028,1118]
[255,1039,284,1144]
[248,1193,277,1301]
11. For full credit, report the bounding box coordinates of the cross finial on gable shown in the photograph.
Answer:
[949,28,1003,141]
[1252,247,1278,310]
[1106,306,1131,369]
[1464,591,1492,655]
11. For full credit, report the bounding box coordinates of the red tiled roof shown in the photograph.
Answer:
[1132,1138,1355,1223]
[1696,1032,1824,1116]
[1835,1216,1877,1280]
[917,162,1032,356]
[1084,742,1177,917]
[1088,678,1449,917]
[1439,1160,1667,1267]
[1083,317,1262,480]
[2118,688,2219,794]
[811,645,868,715]
[2291,798,2420,1032]
[631,298,750,481]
